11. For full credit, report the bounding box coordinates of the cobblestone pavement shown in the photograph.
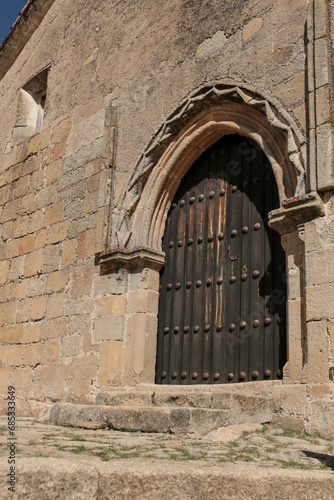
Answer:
[1,417,334,471]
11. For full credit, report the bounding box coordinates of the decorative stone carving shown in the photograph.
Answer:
[109,79,307,253]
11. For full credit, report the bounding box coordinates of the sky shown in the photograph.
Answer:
[0,1,28,45]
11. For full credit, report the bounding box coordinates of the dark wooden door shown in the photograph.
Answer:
[156,134,286,385]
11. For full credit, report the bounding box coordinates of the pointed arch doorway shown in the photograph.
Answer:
[156,134,286,385]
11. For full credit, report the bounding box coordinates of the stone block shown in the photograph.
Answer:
[84,192,99,214]
[93,316,125,342]
[305,284,334,320]
[122,313,157,384]
[61,238,77,267]
[21,155,40,176]
[0,345,7,365]
[97,340,123,386]
[19,234,35,255]
[96,295,126,316]
[40,318,68,340]
[42,339,60,363]
[0,260,9,283]
[0,367,12,393]
[105,407,171,433]
[22,343,42,365]
[28,134,41,155]
[6,238,20,259]
[21,322,40,343]
[314,36,330,90]
[314,0,329,40]
[70,275,93,299]
[307,400,334,437]
[0,301,17,324]
[20,193,38,215]
[305,250,334,286]
[37,184,57,209]
[271,385,307,416]
[46,293,64,319]
[9,255,25,281]
[2,221,14,241]
[126,289,159,315]
[8,345,23,366]
[11,366,33,389]
[52,141,66,162]
[12,215,30,238]
[31,295,48,320]
[33,364,68,401]
[316,122,334,190]
[67,380,91,403]
[42,244,61,273]
[48,222,68,244]
[1,324,23,343]
[34,229,47,250]
[10,280,28,300]
[68,314,91,335]
[305,320,329,382]
[40,127,51,150]
[308,383,332,399]
[315,84,331,127]
[70,355,99,379]
[28,209,44,234]
[0,284,10,303]
[24,249,43,277]
[27,275,47,297]
[77,228,96,259]
[1,198,21,222]
[93,269,128,296]
[243,18,263,42]
[61,335,81,357]
[51,118,72,143]
[46,270,69,293]
[45,159,62,186]
[30,169,44,191]
[15,175,30,197]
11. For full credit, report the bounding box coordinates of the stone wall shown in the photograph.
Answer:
[0,0,333,434]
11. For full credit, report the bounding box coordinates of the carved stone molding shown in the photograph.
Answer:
[108,79,307,258]
[268,192,325,235]
[98,247,165,273]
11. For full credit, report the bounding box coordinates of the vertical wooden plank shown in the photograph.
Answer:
[239,138,252,381]
[190,154,207,384]
[212,143,227,383]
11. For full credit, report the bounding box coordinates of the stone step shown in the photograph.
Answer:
[49,399,274,437]
[96,390,273,412]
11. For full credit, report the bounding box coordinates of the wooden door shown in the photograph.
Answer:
[156,134,286,384]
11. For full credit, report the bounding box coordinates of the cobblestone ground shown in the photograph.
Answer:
[1,417,334,471]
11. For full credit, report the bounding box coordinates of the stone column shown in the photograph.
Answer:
[301,220,332,382]
[281,231,304,383]
[98,248,164,387]
[268,192,325,384]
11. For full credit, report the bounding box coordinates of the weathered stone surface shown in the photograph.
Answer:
[3,456,334,500]
[203,423,263,442]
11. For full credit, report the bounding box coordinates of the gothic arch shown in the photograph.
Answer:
[109,80,306,253]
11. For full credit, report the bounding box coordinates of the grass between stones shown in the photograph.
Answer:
[1,418,333,471]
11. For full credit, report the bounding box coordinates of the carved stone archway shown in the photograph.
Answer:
[98,80,325,387]
[107,80,307,258]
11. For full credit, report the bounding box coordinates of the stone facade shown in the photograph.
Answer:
[0,0,334,435]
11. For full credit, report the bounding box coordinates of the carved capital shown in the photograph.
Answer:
[268,192,325,235]
[98,247,165,273]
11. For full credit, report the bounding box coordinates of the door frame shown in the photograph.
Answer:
[99,81,325,387]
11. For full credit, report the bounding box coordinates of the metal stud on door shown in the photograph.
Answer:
[155,135,286,385]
